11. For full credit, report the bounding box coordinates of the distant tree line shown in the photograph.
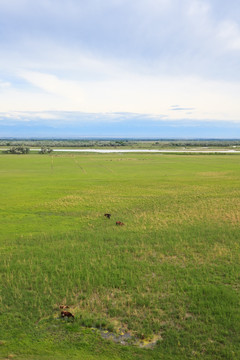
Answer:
[0,140,130,148]
[166,141,240,147]
[1,139,240,149]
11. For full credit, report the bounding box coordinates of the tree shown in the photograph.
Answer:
[39,146,53,154]
[6,146,30,154]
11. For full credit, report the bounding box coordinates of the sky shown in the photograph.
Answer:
[1,0,240,138]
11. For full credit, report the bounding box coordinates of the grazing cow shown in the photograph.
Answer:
[61,311,74,319]
[104,213,111,219]
[59,305,69,309]
[116,221,124,226]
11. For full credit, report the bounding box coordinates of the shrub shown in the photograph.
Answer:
[6,146,30,154]
[39,146,53,154]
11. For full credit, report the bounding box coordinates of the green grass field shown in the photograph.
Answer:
[0,153,239,359]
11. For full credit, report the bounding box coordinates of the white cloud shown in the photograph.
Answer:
[187,0,210,16]
[0,0,240,125]
[217,20,240,50]
[0,68,236,122]
[0,81,11,88]
[20,70,85,103]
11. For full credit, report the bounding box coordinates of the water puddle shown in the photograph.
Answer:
[93,327,162,348]
[28,148,240,153]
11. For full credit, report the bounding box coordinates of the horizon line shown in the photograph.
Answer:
[1,137,240,141]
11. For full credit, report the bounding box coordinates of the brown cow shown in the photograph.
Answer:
[116,221,124,226]
[59,305,69,309]
[61,311,74,319]
[104,213,111,219]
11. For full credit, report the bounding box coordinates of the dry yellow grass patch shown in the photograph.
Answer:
[129,209,197,230]
[68,288,165,331]
[198,171,233,177]
[207,244,233,261]
[43,195,84,210]
[195,197,240,225]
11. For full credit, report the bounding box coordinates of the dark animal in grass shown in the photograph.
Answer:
[116,221,124,226]
[104,213,111,219]
[61,311,74,319]
[59,305,69,309]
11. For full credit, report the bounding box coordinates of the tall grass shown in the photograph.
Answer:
[0,154,240,359]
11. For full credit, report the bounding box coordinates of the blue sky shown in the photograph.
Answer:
[1,0,240,138]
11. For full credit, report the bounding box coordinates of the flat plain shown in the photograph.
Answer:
[0,153,239,359]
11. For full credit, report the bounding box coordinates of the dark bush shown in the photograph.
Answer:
[39,147,53,154]
[6,146,30,154]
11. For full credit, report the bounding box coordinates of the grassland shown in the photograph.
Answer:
[0,153,239,359]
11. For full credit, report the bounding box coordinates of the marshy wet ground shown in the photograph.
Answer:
[95,327,162,348]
